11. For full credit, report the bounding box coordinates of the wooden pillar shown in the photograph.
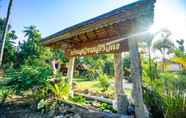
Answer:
[128,36,146,118]
[114,52,128,114]
[67,57,75,96]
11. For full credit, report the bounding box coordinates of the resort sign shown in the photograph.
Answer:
[67,40,128,57]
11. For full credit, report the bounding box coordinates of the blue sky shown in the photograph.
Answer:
[0,0,186,45]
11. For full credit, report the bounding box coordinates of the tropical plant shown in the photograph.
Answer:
[143,72,186,118]
[2,30,17,68]
[153,31,174,72]
[98,73,110,91]
[16,25,42,66]
[7,59,53,93]
[99,102,117,113]
[0,87,14,104]
[76,54,110,80]
[46,77,70,100]
[176,39,185,52]
[71,95,86,104]
[0,17,17,69]
[143,58,159,80]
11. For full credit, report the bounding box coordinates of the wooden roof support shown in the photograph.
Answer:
[128,25,146,118]
[84,33,90,41]
[67,57,75,97]
[114,52,129,114]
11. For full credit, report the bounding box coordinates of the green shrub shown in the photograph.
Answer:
[46,77,70,100]
[143,72,186,118]
[71,95,86,104]
[7,60,52,93]
[0,87,14,103]
[98,74,110,92]
[99,103,117,113]
[143,87,164,118]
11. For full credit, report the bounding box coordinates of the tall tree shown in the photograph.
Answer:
[2,30,17,68]
[153,30,174,72]
[0,0,13,66]
[17,26,41,65]
[176,39,185,52]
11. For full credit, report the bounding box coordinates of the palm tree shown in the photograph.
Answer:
[153,30,174,72]
[0,0,14,66]
[23,25,40,40]
[17,26,41,65]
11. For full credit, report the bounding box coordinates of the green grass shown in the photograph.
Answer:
[73,77,132,98]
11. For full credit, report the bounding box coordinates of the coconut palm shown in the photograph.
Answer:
[23,25,40,40]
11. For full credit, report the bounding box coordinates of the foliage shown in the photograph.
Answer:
[7,59,53,93]
[46,77,70,100]
[75,54,114,80]
[153,38,174,55]
[143,72,186,118]
[70,95,86,104]
[37,99,57,113]
[176,39,185,52]
[172,44,186,72]
[0,17,17,69]
[123,54,130,69]
[98,74,110,92]
[0,87,14,103]
[99,103,117,113]
[143,87,164,118]
[2,30,17,68]
[152,30,174,72]
[143,58,160,80]
[16,25,42,66]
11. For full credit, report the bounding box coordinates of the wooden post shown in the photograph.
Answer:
[67,57,75,96]
[114,52,128,114]
[128,36,146,118]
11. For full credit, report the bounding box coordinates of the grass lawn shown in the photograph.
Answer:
[73,77,132,99]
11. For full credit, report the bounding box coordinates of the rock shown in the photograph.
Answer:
[73,114,81,118]
[54,114,65,118]
[48,110,55,117]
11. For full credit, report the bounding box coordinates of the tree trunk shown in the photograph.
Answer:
[114,52,128,114]
[128,37,146,118]
[0,0,13,66]
[67,57,75,96]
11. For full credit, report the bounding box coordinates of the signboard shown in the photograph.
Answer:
[66,39,129,57]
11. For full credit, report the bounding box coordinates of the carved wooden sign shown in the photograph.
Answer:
[65,39,128,57]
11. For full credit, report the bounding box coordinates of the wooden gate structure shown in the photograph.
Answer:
[42,0,156,117]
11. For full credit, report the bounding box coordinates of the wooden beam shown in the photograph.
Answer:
[128,29,146,117]
[67,57,75,96]
[73,35,81,42]
[111,24,121,36]
[84,33,90,40]
[114,52,129,114]
[93,30,98,39]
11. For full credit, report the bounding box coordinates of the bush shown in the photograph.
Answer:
[143,87,164,118]
[7,59,52,93]
[0,87,14,103]
[99,103,117,113]
[70,95,86,104]
[98,74,110,92]
[143,72,186,118]
[46,77,70,100]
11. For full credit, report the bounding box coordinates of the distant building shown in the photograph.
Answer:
[159,60,183,72]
